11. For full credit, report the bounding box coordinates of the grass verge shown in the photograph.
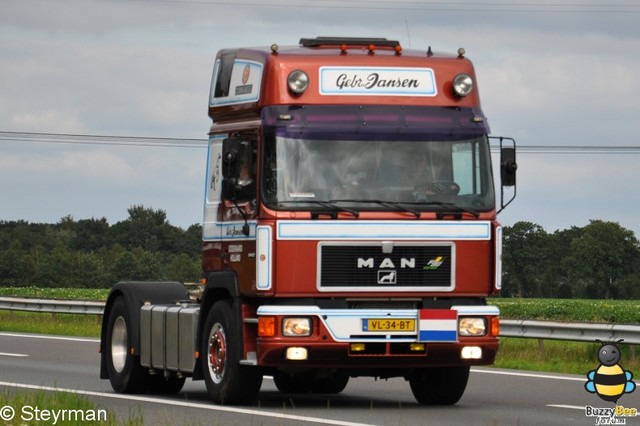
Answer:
[0,310,101,337]
[0,388,142,425]
[495,337,640,376]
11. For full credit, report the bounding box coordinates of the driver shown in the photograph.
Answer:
[378,149,430,189]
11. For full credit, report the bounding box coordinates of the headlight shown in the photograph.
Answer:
[282,317,312,337]
[452,73,473,97]
[458,317,486,336]
[287,70,309,94]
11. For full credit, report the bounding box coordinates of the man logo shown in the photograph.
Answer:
[357,258,415,269]
[378,270,397,284]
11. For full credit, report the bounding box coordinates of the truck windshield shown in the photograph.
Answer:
[261,105,495,214]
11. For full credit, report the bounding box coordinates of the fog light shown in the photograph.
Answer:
[285,347,308,360]
[461,346,482,359]
[282,318,312,337]
[453,73,473,97]
[350,343,366,352]
[459,317,487,336]
[287,70,309,94]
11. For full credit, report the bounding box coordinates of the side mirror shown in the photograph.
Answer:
[501,146,517,187]
[490,136,517,214]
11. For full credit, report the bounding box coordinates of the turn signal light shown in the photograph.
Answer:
[258,316,276,337]
[491,317,500,337]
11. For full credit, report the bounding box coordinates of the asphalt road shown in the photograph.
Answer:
[1,332,639,425]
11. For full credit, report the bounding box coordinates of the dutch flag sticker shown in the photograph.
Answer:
[418,309,458,342]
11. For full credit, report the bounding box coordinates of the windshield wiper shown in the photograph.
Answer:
[330,199,480,219]
[277,200,359,218]
[329,199,421,218]
[418,201,480,218]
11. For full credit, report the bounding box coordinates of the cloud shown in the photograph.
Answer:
[1,0,639,235]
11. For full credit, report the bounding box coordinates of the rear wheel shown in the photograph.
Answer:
[105,297,149,393]
[148,374,186,394]
[202,300,262,405]
[408,366,469,405]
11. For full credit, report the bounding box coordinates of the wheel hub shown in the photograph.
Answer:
[208,324,227,384]
[111,316,128,373]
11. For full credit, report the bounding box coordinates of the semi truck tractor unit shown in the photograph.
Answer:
[100,36,517,406]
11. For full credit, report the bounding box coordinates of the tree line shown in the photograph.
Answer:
[0,205,202,288]
[502,220,640,299]
[1,206,639,299]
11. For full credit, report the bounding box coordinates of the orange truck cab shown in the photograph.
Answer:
[100,36,517,406]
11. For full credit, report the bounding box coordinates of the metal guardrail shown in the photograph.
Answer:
[500,319,640,345]
[0,297,105,316]
[1,297,639,344]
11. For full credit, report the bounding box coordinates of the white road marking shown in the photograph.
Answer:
[547,404,585,411]
[472,368,585,382]
[472,367,638,385]
[0,352,28,358]
[0,381,376,426]
[0,332,98,343]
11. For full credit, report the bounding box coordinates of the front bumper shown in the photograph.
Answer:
[254,305,499,368]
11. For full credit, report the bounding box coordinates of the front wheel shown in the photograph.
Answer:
[104,297,149,393]
[408,366,470,405]
[273,370,349,394]
[201,300,262,405]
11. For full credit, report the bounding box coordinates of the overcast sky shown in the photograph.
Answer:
[1,0,639,236]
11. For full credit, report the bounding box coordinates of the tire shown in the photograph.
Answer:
[202,300,262,405]
[273,371,349,394]
[273,371,313,394]
[408,366,470,405]
[105,297,149,393]
[148,374,186,394]
[312,371,349,394]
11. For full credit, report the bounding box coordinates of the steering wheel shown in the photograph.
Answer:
[428,181,460,195]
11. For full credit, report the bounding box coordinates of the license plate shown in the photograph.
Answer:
[363,319,416,332]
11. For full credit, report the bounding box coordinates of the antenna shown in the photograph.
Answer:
[405,20,412,49]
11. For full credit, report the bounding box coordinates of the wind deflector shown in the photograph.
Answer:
[263,105,490,139]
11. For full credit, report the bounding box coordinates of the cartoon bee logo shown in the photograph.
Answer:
[585,340,636,403]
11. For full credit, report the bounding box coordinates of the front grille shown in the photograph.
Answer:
[318,243,454,291]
